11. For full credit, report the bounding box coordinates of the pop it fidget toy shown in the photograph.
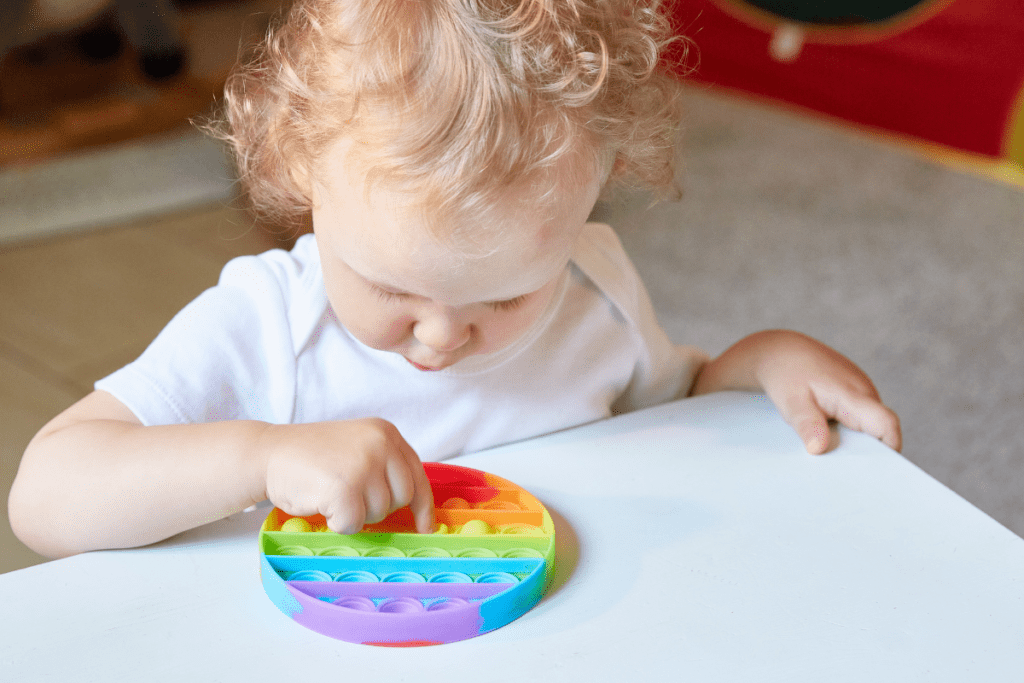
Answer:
[259,463,555,646]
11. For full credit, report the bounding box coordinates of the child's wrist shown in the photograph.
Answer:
[246,420,281,504]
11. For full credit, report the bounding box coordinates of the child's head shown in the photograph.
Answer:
[211,0,687,369]
[312,133,601,371]
[215,0,686,237]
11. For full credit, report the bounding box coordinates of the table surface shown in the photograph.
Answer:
[3,392,1023,681]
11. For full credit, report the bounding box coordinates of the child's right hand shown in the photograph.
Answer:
[257,418,436,535]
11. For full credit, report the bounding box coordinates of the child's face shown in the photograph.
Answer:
[311,141,602,371]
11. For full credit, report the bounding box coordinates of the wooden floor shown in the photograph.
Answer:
[0,205,294,573]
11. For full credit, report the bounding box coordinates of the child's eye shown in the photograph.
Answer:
[489,295,528,312]
[374,287,409,303]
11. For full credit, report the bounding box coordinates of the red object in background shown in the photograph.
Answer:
[668,0,1024,166]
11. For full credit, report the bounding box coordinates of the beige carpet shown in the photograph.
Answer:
[0,129,236,245]
[601,87,1024,536]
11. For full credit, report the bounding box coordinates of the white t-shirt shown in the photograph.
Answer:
[96,223,707,460]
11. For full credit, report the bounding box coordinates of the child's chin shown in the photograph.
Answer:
[406,359,446,372]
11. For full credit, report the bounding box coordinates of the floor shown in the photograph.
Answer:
[0,205,291,573]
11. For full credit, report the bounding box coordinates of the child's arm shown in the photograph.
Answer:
[689,330,901,454]
[8,391,436,559]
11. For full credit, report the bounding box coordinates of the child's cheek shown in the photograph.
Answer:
[354,310,414,351]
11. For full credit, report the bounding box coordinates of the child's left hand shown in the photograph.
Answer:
[690,330,902,454]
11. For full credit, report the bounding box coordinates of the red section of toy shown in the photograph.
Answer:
[360,462,543,534]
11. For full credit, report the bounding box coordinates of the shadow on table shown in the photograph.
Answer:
[528,490,714,636]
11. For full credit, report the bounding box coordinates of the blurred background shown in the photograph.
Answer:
[1,0,1022,573]
[0,0,276,166]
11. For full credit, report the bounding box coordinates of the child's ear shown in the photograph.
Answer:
[288,161,313,199]
[287,160,321,216]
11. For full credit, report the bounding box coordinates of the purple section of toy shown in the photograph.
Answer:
[286,580,511,601]
[285,582,485,644]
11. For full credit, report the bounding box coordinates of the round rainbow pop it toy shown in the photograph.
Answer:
[259,462,555,646]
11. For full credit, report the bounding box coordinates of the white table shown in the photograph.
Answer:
[3,392,1023,681]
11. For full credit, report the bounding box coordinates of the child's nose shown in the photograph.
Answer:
[413,309,472,352]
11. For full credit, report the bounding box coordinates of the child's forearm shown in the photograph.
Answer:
[10,391,437,558]
[9,406,269,559]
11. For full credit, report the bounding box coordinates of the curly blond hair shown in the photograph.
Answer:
[206,0,689,233]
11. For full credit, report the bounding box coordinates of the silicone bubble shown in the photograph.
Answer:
[408,547,452,558]
[280,517,313,533]
[455,547,498,558]
[479,501,523,511]
[276,545,314,556]
[382,571,427,583]
[427,598,471,612]
[500,548,544,559]
[335,570,379,583]
[379,597,426,614]
[476,572,519,584]
[334,596,376,612]
[317,546,360,557]
[288,569,333,582]
[259,463,555,645]
[497,524,545,536]
[458,519,494,535]
[428,572,474,584]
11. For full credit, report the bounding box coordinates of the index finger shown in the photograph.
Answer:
[398,441,436,534]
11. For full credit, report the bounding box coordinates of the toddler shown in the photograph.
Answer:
[10,0,900,559]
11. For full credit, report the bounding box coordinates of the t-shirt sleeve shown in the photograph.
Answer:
[573,223,709,413]
[94,248,304,426]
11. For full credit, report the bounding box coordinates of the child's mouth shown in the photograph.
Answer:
[407,359,443,371]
